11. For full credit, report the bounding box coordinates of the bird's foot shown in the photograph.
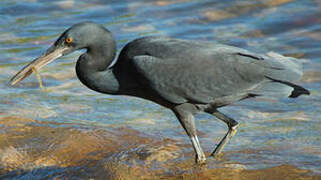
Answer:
[211,151,223,159]
[195,154,207,165]
[230,124,238,136]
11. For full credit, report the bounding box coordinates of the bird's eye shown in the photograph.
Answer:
[65,37,73,44]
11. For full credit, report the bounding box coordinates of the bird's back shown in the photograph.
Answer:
[116,36,309,105]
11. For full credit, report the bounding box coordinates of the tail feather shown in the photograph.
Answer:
[263,52,303,82]
[249,52,310,98]
[265,76,310,98]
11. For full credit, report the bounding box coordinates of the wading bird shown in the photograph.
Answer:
[10,22,310,164]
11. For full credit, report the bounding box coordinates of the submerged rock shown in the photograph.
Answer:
[0,116,182,178]
[0,116,320,179]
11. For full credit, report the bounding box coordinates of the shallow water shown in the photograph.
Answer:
[0,0,320,179]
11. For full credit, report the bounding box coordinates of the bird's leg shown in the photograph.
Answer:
[172,104,206,164]
[206,109,239,158]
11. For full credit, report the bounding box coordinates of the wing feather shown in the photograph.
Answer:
[131,53,265,104]
[121,37,305,104]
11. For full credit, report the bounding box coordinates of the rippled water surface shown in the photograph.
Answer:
[0,0,321,179]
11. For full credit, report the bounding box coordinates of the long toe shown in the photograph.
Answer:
[211,150,223,159]
[196,154,207,165]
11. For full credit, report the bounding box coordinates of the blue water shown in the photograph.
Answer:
[0,0,320,175]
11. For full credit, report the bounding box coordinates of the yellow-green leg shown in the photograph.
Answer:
[208,110,239,157]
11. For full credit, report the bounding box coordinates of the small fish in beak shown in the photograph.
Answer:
[32,67,44,89]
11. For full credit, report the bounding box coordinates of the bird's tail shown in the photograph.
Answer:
[250,52,310,98]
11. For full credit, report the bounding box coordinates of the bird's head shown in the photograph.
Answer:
[9,21,114,86]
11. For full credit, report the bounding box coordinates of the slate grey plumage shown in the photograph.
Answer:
[10,22,310,164]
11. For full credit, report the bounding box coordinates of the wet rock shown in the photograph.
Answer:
[0,116,320,179]
[126,140,180,163]
[0,146,32,172]
[0,116,180,177]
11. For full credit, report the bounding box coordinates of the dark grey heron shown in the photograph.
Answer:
[10,22,310,164]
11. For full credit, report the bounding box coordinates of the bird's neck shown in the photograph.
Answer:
[75,40,121,95]
[86,40,116,71]
[76,64,120,95]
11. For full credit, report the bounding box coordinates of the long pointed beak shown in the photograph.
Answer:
[9,46,70,86]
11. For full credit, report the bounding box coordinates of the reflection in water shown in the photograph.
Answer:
[0,0,320,178]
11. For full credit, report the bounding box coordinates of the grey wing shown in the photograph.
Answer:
[131,53,264,104]
[131,49,305,104]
